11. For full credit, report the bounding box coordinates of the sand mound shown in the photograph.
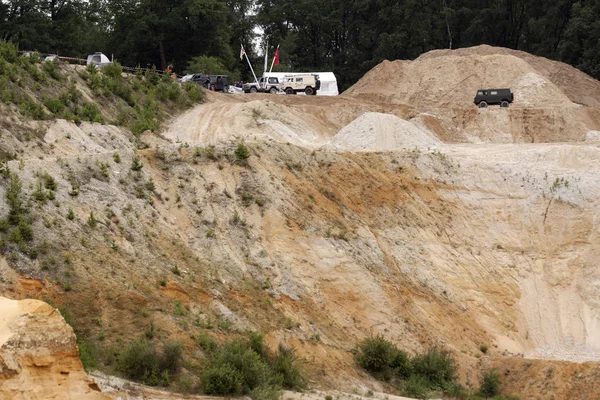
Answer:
[344,49,578,109]
[327,112,440,152]
[419,45,600,107]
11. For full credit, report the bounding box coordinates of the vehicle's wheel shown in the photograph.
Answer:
[269,87,278,94]
[223,85,229,93]
[478,101,488,108]
[305,87,314,96]
[285,88,295,95]
[249,87,258,94]
[500,100,509,108]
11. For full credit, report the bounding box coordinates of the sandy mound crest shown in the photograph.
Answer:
[345,51,576,109]
[326,112,440,152]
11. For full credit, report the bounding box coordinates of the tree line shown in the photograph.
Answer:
[2,0,599,90]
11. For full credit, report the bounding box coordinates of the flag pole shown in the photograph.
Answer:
[263,39,268,74]
[241,44,258,83]
[245,51,258,83]
[269,44,279,73]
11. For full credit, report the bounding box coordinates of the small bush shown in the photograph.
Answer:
[101,62,123,79]
[479,370,501,397]
[480,344,489,354]
[356,335,397,374]
[400,375,431,400]
[202,335,304,396]
[80,102,103,123]
[234,142,250,165]
[272,343,304,389]
[203,364,243,395]
[42,172,57,191]
[0,40,19,63]
[183,82,203,102]
[44,97,65,114]
[43,60,61,80]
[159,342,183,374]
[117,339,181,386]
[87,212,97,228]
[131,155,143,171]
[411,346,456,388]
[118,340,159,381]
[20,99,46,120]
[197,332,218,353]
[391,349,412,379]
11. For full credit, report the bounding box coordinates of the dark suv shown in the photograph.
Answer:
[474,88,514,108]
[208,75,230,92]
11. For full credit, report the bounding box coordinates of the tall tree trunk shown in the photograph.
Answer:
[159,40,166,70]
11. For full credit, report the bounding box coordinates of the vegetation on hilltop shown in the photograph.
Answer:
[0,40,202,136]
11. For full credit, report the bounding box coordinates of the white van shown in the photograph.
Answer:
[281,74,320,95]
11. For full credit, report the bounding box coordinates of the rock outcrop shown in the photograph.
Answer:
[0,296,110,399]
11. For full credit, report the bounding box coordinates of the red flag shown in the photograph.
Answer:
[274,47,280,66]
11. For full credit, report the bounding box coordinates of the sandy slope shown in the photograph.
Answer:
[2,45,600,400]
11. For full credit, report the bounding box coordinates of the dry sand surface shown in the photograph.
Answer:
[327,112,440,152]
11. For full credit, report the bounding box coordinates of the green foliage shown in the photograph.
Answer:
[0,40,18,63]
[183,82,203,102]
[44,97,65,115]
[480,344,489,354]
[185,55,229,76]
[234,142,250,165]
[399,375,431,400]
[81,103,104,123]
[87,212,97,228]
[390,349,412,379]
[356,337,460,397]
[272,343,304,389]
[131,155,143,171]
[203,364,243,395]
[20,99,46,120]
[356,335,397,375]
[43,60,61,80]
[32,180,48,204]
[411,346,456,388]
[78,341,98,372]
[6,173,26,225]
[117,340,182,386]
[1,172,34,253]
[479,370,501,398]
[202,335,303,396]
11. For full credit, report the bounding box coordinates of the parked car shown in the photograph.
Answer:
[474,88,514,108]
[86,52,112,69]
[180,73,209,87]
[243,74,281,94]
[281,74,320,95]
[208,75,230,92]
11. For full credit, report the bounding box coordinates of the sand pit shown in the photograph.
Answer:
[327,112,440,152]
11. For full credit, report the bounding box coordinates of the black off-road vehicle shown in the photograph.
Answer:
[474,88,514,108]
